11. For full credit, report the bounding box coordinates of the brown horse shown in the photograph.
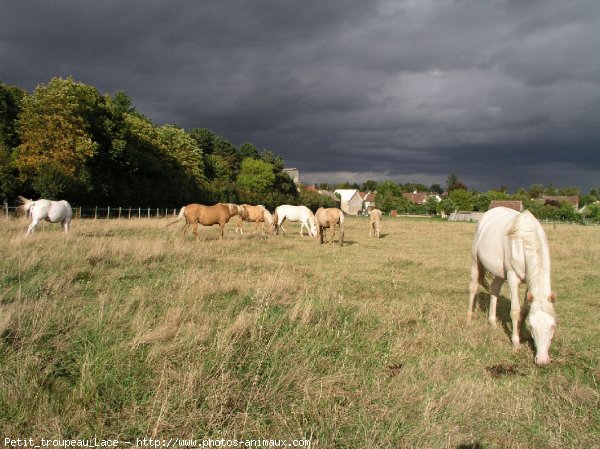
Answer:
[314,207,345,246]
[369,208,383,238]
[235,204,270,235]
[171,203,246,240]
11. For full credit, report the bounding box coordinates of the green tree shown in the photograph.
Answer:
[238,142,259,160]
[259,150,284,171]
[15,77,105,198]
[237,158,276,195]
[430,183,443,194]
[0,142,20,200]
[446,174,467,192]
[544,183,557,196]
[0,82,26,150]
[299,188,337,211]
[437,197,456,214]
[424,196,439,215]
[528,184,545,198]
[361,180,378,191]
[558,186,580,197]
[377,180,402,197]
[448,189,474,211]
[157,124,205,184]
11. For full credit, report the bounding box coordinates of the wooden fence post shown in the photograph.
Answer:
[147,208,150,218]
[94,206,98,220]
[118,207,122,219]
[4,202,8,218]
[138,207,141,218]
[107,206,110,219]
[128,207,131,219]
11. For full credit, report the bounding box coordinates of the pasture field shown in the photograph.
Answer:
[1,215,599,448]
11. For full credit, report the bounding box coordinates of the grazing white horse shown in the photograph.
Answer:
[262,209,274,236]
[273,205,317,237]
[17,196,73,235]
[468,207,557,365]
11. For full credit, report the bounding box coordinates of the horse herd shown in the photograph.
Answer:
[167,202,383,246]
[14,196,557,365]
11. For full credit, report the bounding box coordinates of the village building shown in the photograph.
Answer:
[402,191,429,204]
[283,168,301,188]
[402,191,442,205]
[488,200,523,212]
[542,195,579,210]
[359,191,377,213]
[334,189,363,215]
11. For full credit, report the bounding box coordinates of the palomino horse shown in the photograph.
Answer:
[235,204,272,235]
[171,203,245,240]
[273,205,317,237]
[369,208,383,238]
[468,207,557,365]
[314,207,345,246]
[17,196,73,235]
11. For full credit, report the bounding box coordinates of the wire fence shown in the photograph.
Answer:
[3,205,179,219]
[3,203,599,226]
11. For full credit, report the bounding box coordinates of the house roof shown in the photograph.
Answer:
[318,190,339,201]
[402,192,429,204]
[334,189,360,202]
[489,200,523,211]
[542,195,579,208]
[359,191,376,202]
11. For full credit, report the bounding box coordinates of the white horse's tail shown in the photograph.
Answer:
[166,206,186,227]
[272,209,280,234]
[17,196,34,216]
[338,211,345,244]
[307,208,317,236]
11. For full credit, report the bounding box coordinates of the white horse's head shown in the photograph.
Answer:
[308,210,318,237]
[526,292,556,365]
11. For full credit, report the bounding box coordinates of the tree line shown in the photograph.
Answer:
[1,77,597,220]
[0,77,337,211]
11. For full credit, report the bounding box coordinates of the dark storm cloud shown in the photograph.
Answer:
[1,0,599,191]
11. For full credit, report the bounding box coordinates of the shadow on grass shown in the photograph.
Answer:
[475,292,534,350]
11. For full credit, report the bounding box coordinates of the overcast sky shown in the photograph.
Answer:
[1,0,599,192]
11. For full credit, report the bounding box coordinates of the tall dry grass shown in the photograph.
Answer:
[0,215,598,447]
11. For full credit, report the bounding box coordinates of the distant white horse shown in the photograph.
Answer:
[262,209,274,236]
[468,207,557,365]
[273,205,317,237]
[17,196,73,235]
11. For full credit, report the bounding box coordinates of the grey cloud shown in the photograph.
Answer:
[1,0,598,191]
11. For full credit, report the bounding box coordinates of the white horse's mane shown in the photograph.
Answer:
[507,210,554,312]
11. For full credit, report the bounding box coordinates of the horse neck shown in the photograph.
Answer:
[523,223,552,299]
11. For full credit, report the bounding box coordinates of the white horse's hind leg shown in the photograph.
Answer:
[27,219,40,235]
[467,261,480,323]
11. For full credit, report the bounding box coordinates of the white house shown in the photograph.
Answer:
[359,191,377,212]
[334,189,362,215]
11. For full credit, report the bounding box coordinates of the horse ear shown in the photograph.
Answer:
[527,291,534,302]
[549,292,556,303]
